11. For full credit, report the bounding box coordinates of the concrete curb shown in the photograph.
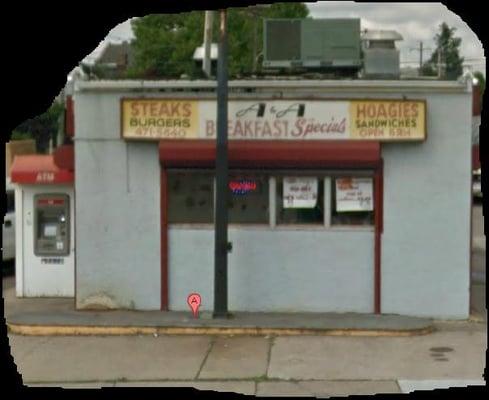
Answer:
[7,323,436,337]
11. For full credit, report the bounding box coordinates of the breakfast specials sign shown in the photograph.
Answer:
[121,99,426,141]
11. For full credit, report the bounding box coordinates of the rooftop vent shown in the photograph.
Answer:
[361,30,403,79]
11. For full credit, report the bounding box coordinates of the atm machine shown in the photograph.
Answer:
[10,155,75,297]
[34,194,70,257]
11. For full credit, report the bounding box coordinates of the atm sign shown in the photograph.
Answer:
[36,172,55,183]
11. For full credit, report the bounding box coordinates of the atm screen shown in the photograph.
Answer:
[43,224,58,237]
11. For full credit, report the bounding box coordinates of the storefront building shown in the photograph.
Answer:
[26,79,474,319]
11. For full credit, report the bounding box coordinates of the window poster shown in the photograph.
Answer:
[283,177,318,208]
[336,178,373,212]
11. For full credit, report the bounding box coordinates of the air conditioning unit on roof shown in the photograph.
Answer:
[263,18,362,72]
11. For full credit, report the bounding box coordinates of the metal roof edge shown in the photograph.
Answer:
[75,79,470,93]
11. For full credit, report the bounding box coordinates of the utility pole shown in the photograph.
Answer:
[409,41,431,76]
[248,6,261,74]
[252,11,258,74]
[203,11,214,78]
[243,5,270,75]
[418,41,423,71]
[213,9,230,318]
[437,47,443,79]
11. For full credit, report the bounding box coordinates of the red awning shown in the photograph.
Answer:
[159,140,381,168]
[11,155,74,185]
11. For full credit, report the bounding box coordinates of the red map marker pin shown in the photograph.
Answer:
[187,293,202,318]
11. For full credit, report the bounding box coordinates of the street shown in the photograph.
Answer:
[3,204,486,394]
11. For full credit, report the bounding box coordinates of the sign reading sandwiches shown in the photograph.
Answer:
[121,99,426,141]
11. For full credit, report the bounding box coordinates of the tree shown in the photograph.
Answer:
[421,22,464,80]
[12,102,64,153]
[10,130,33,140]
[127,3,309,79]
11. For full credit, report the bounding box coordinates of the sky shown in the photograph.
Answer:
[82,2,485,75]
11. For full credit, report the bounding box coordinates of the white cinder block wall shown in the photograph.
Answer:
[381,93,472,319]
[74,82,472,318]
[74,92,161,310]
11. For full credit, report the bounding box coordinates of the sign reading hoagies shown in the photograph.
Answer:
[121,99,426,141]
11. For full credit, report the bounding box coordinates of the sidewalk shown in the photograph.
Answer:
[5,284,434,337]
[9,322,486,393]
[7,307,435,337]
[23,379,486,395]
[5,276,486,396]
[10,333,486,393]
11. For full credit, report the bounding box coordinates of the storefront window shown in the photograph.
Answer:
[167,170,374,227]
[168,171,214,224]
[276,176,324,225]
[331,177,374,226]
[228,174,269,224]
